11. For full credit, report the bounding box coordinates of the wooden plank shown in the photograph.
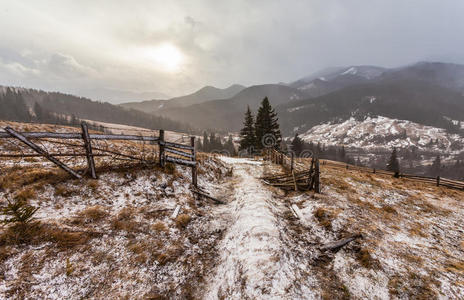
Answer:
[163,141,194,151]
[0,131,159,141]
[164,147,194,159]
[291,204,304,219]
[81,122,97,179]
[4,127,82,179]
[165,155,196,167]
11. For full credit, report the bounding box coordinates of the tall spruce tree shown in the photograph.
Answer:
[255,97,281,150]
[386,148,400,173]
[239,106,256,153]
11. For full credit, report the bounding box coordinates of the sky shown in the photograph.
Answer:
[1,0,464,103]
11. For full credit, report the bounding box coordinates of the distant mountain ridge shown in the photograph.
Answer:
[120,84,246,114]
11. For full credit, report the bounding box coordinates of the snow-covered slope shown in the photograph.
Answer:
[299,116,464,154]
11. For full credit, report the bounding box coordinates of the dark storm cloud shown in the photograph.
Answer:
[0,0,463,102]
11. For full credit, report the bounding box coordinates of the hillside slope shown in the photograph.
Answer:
[0,133,463,299]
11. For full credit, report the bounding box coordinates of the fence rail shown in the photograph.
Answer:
[0,122,198,187]
[263,148,320,193]
[321,160,464,191]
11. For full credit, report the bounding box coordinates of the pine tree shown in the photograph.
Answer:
[239,106,257,154]
[225,135,236,156]
[429,155,441,176]
[386,148,400,173]
[202,131,209,152]
[255,97,281,150]
[291,134,304,156]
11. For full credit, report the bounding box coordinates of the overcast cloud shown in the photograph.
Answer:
[1,0,464,103]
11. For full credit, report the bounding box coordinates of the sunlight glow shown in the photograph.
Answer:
[143,43,184,73]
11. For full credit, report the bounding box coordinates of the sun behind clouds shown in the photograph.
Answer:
[142,43,185,73]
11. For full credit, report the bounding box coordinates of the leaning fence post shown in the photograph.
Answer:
[81,122,97,179]
[436,176,440,187]
[191,136,197,188]
[159,129,165,167]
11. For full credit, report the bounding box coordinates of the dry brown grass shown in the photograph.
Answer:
[152,221,168,232]
[111,207,140,232]
[175,214,191,229]
[76,206,108,223]
[14,187,36,202]
[355,248,381,270]
[54,184,79,197]
[445,260,464,273]
[314,207,335,230]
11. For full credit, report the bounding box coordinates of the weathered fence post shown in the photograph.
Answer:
[373,168,376,174]
[315,159,320,193]
[191,136,197,188]
[159,129,165,167]
[436,176,440,187]
[290,152,294,172]
[81,122,97,179]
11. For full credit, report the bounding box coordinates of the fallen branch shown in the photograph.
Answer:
[320,234,362,251]
[191,188,225,204]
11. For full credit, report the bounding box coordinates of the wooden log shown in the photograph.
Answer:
[81,122,97,179]
[320,234,362,251]
[4,127,82,179]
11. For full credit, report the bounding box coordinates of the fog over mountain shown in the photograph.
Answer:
[1,1,464,103]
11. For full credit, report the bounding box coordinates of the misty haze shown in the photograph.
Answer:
[1,1,464,299]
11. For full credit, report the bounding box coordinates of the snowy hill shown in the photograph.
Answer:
[299,116,464,154]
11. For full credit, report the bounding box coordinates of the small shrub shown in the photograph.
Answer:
[1,199,38,225]
[175,214,191,229]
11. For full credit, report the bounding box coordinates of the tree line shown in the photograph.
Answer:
[0,87,192,132]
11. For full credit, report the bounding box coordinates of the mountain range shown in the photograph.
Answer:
[120,62,464,136]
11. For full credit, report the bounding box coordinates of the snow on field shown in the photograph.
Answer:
[300,116,464,154]
[205,157,318,299]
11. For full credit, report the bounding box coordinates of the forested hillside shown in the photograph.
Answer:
[0,86,192,132]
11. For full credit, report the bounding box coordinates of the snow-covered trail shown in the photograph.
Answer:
[204,157,318,300]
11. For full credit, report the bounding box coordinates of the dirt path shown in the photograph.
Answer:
[203,157,319,300]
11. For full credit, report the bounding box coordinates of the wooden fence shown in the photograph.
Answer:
[0,122,198,187]
[263,148,320,193]
[321,160,464,191]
